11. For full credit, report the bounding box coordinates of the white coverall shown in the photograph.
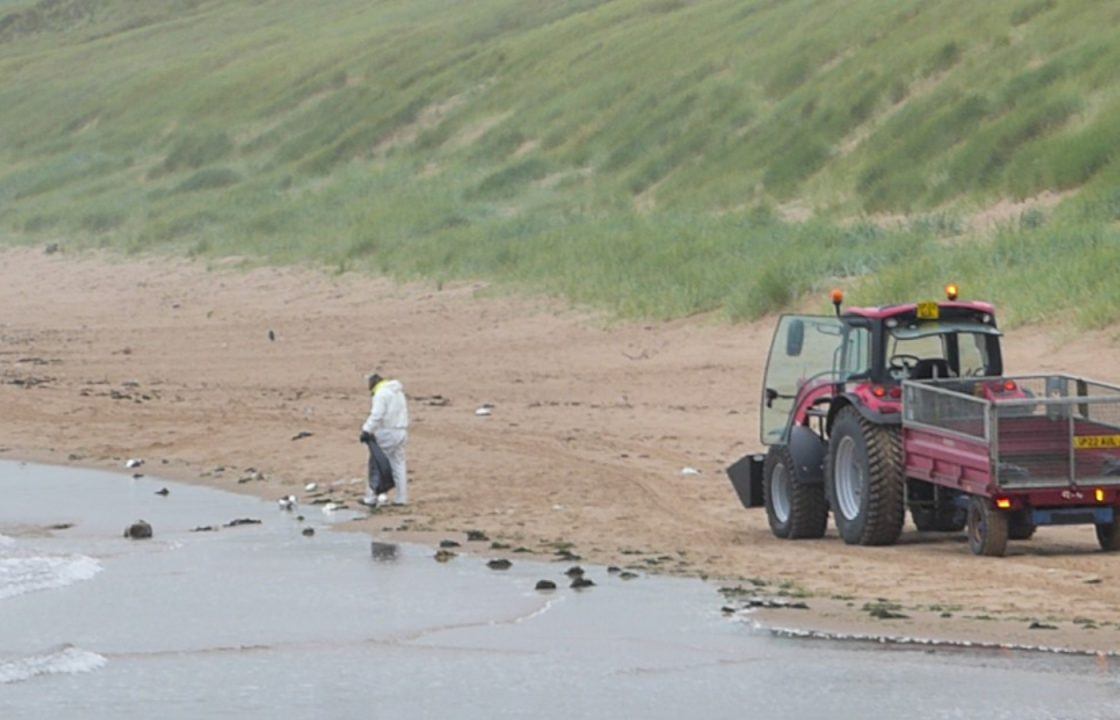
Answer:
[363,379,409,504]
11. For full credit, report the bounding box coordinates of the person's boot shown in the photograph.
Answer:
[361,491,388,508]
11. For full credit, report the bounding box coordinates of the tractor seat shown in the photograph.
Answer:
[911,358,953,380]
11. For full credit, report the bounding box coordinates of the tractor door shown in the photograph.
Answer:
[761,315,849,445]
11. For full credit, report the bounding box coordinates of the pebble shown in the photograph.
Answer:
[487,559,512,571]
[535,580,557,591]
[466,530,489,542]
[439,539,461,548]
[225,518,262,527]
[123,520,152,539]
[302,527,315,537]
[570,577,595,590]
[619,572,639,580]
[434,549,457,563]
[564,566,584,578]
[155,488,170,496]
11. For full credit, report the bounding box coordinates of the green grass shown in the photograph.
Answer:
[3,0,1120,325]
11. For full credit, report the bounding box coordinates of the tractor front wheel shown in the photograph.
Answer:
[1096,521,1120,552]
[763,445,828,540]
[967,497,1009,557]
[825,407,904,546]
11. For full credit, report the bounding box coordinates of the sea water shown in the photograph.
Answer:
[1,460,1118,719]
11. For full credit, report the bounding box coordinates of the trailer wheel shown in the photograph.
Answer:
[763,445,828,540]
[966,497,1008,557]
[825,406,904,546]
[1095,522,1120,552]
[1008,511,1037,541]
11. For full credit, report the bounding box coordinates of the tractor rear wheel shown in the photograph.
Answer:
[763,445,828,540]
[1096,521,1120,552]
[967,497,1009,557]
[825,407,904,546]
[1008,511,1037,541]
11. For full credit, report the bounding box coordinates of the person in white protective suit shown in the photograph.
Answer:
[359,373,409,507]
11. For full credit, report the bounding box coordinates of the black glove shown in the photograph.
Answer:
[359,431,371,444]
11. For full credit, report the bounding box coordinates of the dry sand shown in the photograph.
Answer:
[3,246,1120,653]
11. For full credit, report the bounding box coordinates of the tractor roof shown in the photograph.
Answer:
[843,300,995,320]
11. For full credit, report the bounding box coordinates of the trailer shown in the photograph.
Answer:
[726,286,1120,556]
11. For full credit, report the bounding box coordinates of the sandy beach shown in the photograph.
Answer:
[4,246,1120,653]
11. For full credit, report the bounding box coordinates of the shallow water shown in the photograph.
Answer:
[1,461,1118,719]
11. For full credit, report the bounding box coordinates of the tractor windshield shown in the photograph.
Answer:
[761,315,869,444]
[887,322,1001,380]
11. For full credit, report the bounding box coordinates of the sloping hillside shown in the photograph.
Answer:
[2,0,1119,322]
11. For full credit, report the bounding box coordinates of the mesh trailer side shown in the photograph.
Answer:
[993,375,1120,488]
[902,380,990,443]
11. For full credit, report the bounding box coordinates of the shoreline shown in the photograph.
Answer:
[5,247,1120,656]
[10,449,1120,657]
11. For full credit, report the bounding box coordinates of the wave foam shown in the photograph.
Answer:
[0,554,102,600]
[0,645,107,684]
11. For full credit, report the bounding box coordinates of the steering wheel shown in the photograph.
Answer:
[889,353,921,373]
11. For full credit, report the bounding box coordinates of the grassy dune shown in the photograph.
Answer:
[2,0,1120,324]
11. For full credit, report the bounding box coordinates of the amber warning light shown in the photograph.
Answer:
[831,289,844,316]
[945,283,960,301]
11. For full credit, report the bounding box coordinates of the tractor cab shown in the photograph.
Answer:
[760,286,1004,446]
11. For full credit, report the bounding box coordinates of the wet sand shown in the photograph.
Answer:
[4,246,1120,653]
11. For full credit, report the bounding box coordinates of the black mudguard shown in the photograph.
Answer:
[788,424,826,485]
[726,453,765,508]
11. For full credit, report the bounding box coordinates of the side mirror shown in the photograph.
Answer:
[765,387,779,408]
[786,319,804,357]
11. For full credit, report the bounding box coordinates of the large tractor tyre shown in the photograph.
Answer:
[825,407,905,546]
[763,445,829,540]
[1095,521,1120,552]
[1008,511,1037,541]
[966,497,1009,557]
[911,505,967,532]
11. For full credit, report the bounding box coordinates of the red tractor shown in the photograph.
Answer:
[727,287,1120,556]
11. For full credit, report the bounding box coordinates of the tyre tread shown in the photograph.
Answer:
[764,445,828,539]
[850,408,905,545]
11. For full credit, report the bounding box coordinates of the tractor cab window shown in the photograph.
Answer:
[887,332,949,380]
[842,326,872,378]
[761,315,852,445]
[957,333,991,377]
[887,322,1001,380]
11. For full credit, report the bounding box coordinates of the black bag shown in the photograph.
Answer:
[366,438,395,495]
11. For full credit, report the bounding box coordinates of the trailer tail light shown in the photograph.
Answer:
[995,497,1012,510]
[872,386,887,398]
[889,387,902,399]
[1096,488,1106,503]
[1003,380,1017,392]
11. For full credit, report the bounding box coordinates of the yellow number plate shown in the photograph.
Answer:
[916,302,940,320]
[1074,435,1120,450]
